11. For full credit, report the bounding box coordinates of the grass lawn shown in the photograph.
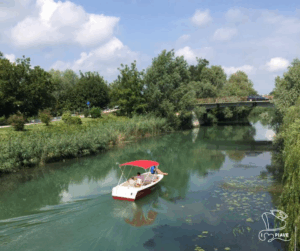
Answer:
[0,116,113,135]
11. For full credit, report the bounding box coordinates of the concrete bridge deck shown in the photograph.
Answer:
[195,101,274,109]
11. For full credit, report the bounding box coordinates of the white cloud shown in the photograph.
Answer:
[225,8,249,23]
[261,11,300,35]
[0,0,35,25]
[265,57,289,72]
[177,34,190,43]
[175,46,195,63]
[222,65,255,75]
[191,9,212,27]
[175,46,215,64]
[213,27,237,41]
[50,37,139,80]
[75,14,119,47]
[10,0,120,48]
[4,53,16,63]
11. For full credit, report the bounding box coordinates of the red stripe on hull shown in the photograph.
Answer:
[112,196,135,201]
[112,183,158,201]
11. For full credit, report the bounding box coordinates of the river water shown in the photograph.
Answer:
[0,122,287,251]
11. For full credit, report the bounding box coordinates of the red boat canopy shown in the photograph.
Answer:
[119,160,159,170]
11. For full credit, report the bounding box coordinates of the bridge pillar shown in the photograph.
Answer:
[192,111,200,127]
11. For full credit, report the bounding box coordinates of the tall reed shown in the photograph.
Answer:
[0,115,167,173]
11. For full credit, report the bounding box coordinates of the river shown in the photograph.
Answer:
[0,121,287,251]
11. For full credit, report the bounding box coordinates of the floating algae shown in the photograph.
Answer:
[194,245,205,251]
[224,248,231,251]
[246,218,254,222]
[232,225,246,237]
[202,231,208,234]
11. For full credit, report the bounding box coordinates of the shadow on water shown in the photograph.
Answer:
[0,121,287,251]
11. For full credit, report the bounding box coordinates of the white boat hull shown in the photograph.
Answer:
[112,173,163,201]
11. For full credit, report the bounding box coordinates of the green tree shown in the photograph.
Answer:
[90,107,102,118]
[0,52,16,117]
[221,71,257,97]
[109,61,146,117]
[39,110,53,126]
[200,65,227,90]
[7,112,26,131]
[267,59,300,250]
[0,53,56,117]
[48,69,79,114]
[189,58,209,82]
[188,80,218,98]
[74,71,109,110]
[270,58,300,129]
[143,50,193,129]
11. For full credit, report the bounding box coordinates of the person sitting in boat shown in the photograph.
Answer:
[128,173,144,187]
[150,166,168,176]
[136,172,155,187]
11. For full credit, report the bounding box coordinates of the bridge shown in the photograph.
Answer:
[196,100,274,109]
[194,96,274,109]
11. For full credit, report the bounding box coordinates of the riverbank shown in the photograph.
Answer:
[0,114,168,174]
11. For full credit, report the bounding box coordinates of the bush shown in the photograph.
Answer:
[0,116,7,126]
[90,107,101,118]
[62,112,72,124]
[7,112,26,131]
[71,116,82,125]
[39,110,52,126]
[62,112,82,125]
[83,109,90,118]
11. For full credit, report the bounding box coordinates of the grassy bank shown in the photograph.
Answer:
[0,114,168,174]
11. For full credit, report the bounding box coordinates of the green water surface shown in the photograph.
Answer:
[0,122,287,251]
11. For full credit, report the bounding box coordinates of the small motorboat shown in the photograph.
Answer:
[112,160,164,201]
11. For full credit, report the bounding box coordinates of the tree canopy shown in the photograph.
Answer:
[0,49,260,128]
[143,50,195,128]
[74,71,110,109]
[0,53,56,117]
[221,71,257,97]
[109,61,146,117]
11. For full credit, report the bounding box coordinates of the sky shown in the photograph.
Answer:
[1,0,300,94]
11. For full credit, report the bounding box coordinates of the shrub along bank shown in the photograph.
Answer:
[268,59,300,250]
[272,103,300,250]
[0,115,168,173]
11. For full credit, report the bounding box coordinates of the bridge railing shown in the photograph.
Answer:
[197,96,273,104]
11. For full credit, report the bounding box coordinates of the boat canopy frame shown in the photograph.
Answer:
[117,160,159,186]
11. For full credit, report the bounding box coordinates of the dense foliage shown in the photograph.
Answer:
[221,71,257,97]
[0,49,260,127]
[39,110,52,126]
[62,112,82,125]
[0,53,56,117]
[83,109,90,118]
[90,107,101,118]
[109,61,146,117]
[7,112,26,131]
[0,115,6,125]
[268,58,300,250]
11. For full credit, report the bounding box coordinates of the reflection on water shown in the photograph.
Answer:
[0,121,286,251]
